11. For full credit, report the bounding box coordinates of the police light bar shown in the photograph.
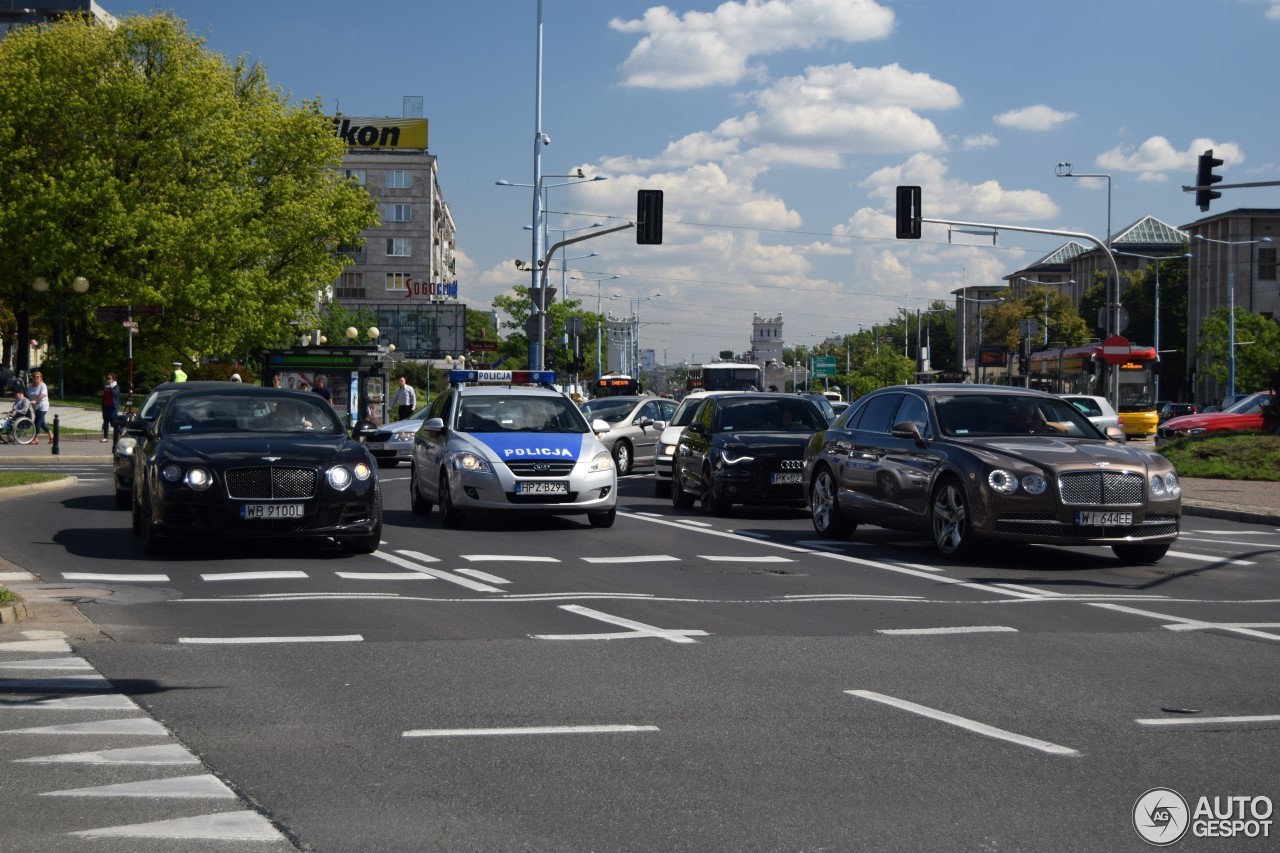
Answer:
[447,370,557,385]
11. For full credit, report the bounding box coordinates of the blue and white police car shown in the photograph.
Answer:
[408,370,618,527]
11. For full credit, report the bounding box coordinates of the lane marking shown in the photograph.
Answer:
[70,810,285,841]
[783,594,924,602]
[335,571,433,580]
[405,724,658,738]
[60,573,169,582]
[1179,535,1279,548]
[538,604,708,644]
[17,744,199,765]
[0,572,34,582]
[1,694,139,711]
[990,583,1067,597]
[1091,602,1280,643]
[178,635,364,645]
[845,690,1079,756]
[454,568,510,584]
[461,554,558,563]
[675,519,714,528]
[1,718,166,736]
[199,571,308,582]
[42,773,236,799]
[1165,549,1255,566]
[581,555,680,564]
[0,639,72,653]
[392,549,439,563]
[1163,622,1280,631]
[0,657,93,670]
[1136,714,1280,727]
[896,561,946,573]
[1186,530,1274,535]
[0,675,112,691]
[876,626,1019,636]
[698,555,794,563]
[375,552,503,592]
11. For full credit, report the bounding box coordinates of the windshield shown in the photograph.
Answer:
[580,398,637,424]
[714,398,828,432]
[166,394,344,436]
[1225,393,1271,414]
[935,394,1102,438]
[457,395,588,433]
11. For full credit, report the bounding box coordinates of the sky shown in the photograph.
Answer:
[122,0,1280,365]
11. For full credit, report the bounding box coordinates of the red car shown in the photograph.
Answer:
[1155,391,1276,445]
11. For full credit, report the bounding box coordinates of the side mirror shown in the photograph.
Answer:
[422,417,446,433]
[591,418,611,434]
[890,421,927,446]
[636,417,654,429]
[1105,425,1127,443]
[121,417,148,437]
[685,422,706,436]
[652,420,667,431]
[352,420,380,441]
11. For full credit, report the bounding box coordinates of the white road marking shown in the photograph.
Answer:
[538,604,708,644]
[178,635,363,645]
[1163,622,1280,631]
[0,656,92,670]
[335,572,433,580]
[0,571,33,582]
[405,724,659,737]
[1179,535,1279,548]
[876,626,1019,636]
[455,568,510,584]
[461,554,559,563]
[1136,714,1280,727]
[199,571,308,582]
[990,583,1067,597]
[375,552,503,592]
[17,744,199,765]
[698,555,794,563]
[60,573,169,582]
[675,519,714,528]
[846,690,1079,756]
[0,639,72,653]
[1,694,139,711]
[1165,549,1255,566]
[392,549,439,563]
[0,675,111,691]
[732,530,771,538]
[896,561,946,573]
[1,718,166,736]
[783,594,924,602]
[1091,603,1280,642]
[43,773,236,798]
[1187,529,1274,535]
[70,810,285,841]
[581,555,680,564]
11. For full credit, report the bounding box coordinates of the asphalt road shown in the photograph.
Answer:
[1,464,1278,852]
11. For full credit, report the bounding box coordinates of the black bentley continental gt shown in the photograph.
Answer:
[126,386,382,555]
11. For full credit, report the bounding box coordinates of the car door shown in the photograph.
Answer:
[674,397,714,496]
[843,392,903,515]
[877,393,942,518]
[414,389,454,501]
[630,400,665,461]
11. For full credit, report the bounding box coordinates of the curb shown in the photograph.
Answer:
[0,476,81,500]
[0,595,29,624]
[1182,503,1280,526]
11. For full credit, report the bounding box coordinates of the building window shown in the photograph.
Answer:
[387,170,411,189]
[386,238,412,257]
[1259,247,1277,281]
[335,272,365,299]
[335,240,365,264]
[386,272,410,292]
[383,204,412,223]
[343,168,366,185]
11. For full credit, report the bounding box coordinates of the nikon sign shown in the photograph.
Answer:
[331,117,428,150]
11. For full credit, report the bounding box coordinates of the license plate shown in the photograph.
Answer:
[1076,511,1132,526]
[771,472,803,485]
[515,481,568,495]
[241,503,305,519]
[366,442,384,451]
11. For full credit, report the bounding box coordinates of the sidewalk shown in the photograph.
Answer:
[0,403,114,461]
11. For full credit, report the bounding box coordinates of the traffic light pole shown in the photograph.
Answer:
[535,223,634,370]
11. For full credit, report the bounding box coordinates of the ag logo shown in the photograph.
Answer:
[1133,787,1189,845]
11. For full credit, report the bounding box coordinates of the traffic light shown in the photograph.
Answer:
[1195,149,1224,211]
[895,185,921,239]
[636,189,663,244]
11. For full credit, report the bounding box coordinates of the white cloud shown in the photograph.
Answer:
[993,104,1077,131]
[1095,136,1245,182]
[1269,1,1280,19]
[859,153,1060,225]
[961,133,999,150]
[610,0,895,90]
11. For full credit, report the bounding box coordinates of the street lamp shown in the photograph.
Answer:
[1055,162,1112,247]
[608,292,661,376]
[31,274,90,401]
[1018,277,1076,346]
[955,293,1005,383]
[570,273,619,378]
[1191,234,1272,401]
[1109,253,1189,403]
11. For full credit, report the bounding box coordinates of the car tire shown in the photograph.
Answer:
[671,468,694,509]
[700,466,731,515]
[439,471,465,528]
[409,465,433,516]
[1111,543,1169,564]
[810,465,853,539]
[588,507,616,528]
[341,487,383,554]
[931,477,977,558]
[115,488,131,510]
[612,441,633,476]
[141,502,166,556]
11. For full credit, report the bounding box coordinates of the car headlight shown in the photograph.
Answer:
[718,449,755,465]
[452,452,493,473]
[184,467,213,491]
[392,430,415,442]
[1021,473,1048,495]
[987,469,1019,494]
[116,436,137,457]
[659,443,675,457]
[327,466,353,490]
[1186,428,1206,436]
[353,462,372,481]
[161,463,183,483]
[1151,472,1181,497]
[589,450,614,472]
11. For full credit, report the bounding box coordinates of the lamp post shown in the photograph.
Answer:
[31,275,89,401]
[1192,234,1272,401]
[1055,163,1112,247]
[608,292,660,376]
[569,274,619,378]
[955,294,1004,383]
[1018,277,1076,346]
[1109,254,1188,403]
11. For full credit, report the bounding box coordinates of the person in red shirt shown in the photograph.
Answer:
[101,372,120,442]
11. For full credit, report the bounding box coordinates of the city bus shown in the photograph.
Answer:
[589,374,641,398]
[686,362,763,393]
[1027,343,1160,437]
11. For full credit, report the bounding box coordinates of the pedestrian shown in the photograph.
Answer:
[230,372,243,383]
[170,362,187,382]
[3,390,31,436]
[271,373,282,388]
[26,370,50,445]
[312,374,332,402]
[392,375,417,420]
[101,372,120,442]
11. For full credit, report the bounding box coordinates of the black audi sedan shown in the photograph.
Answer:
[671,393,827,514]
[803,384,1181,563]
[126,386,382,555]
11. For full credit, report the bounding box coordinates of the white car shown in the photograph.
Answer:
[364,405,431,467]
[1060,394,1122,437]
[652,390,736,496]
[409,371,618,528]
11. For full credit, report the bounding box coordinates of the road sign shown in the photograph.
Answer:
[1101,335,1132,365]
[813,356,837,377]
[122,320,139,331]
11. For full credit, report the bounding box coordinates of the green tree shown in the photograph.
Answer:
[1197,308,1280,395]
[0,14,377,394]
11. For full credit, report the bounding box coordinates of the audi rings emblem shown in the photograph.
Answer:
[780,460,803,470]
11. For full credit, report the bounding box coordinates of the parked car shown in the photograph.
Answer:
[799,393,838,425]
[364,405,432,467]
[579,395,677,475]
[409,376,617,528]
[671,393,828,514]
[652,391,734,496]
[112,381,227,509]
[803,385,1181,563]
[1060,394,1122,436]
[1156,391,1276,445]
[127,386,382,555]
[1158,402,1197,423]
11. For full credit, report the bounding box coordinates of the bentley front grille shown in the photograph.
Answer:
[225,466,317,500]
[1057,471,1145,506]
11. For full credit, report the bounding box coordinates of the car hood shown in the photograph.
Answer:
[959,436,1165,471]
[459,431,604,463]
[164,434,353,465]
[716,431,813,455]
[376,417,424,435]
[1162,412,1258,430]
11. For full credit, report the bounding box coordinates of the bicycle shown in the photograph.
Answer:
[0,413,36,445]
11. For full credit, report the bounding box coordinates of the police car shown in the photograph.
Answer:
[408,370,618,527]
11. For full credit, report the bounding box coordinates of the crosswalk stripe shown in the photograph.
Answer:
[43,773,235,799]
[70,810,285,841]
[1,718,166,736]
[17,744,199,765]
